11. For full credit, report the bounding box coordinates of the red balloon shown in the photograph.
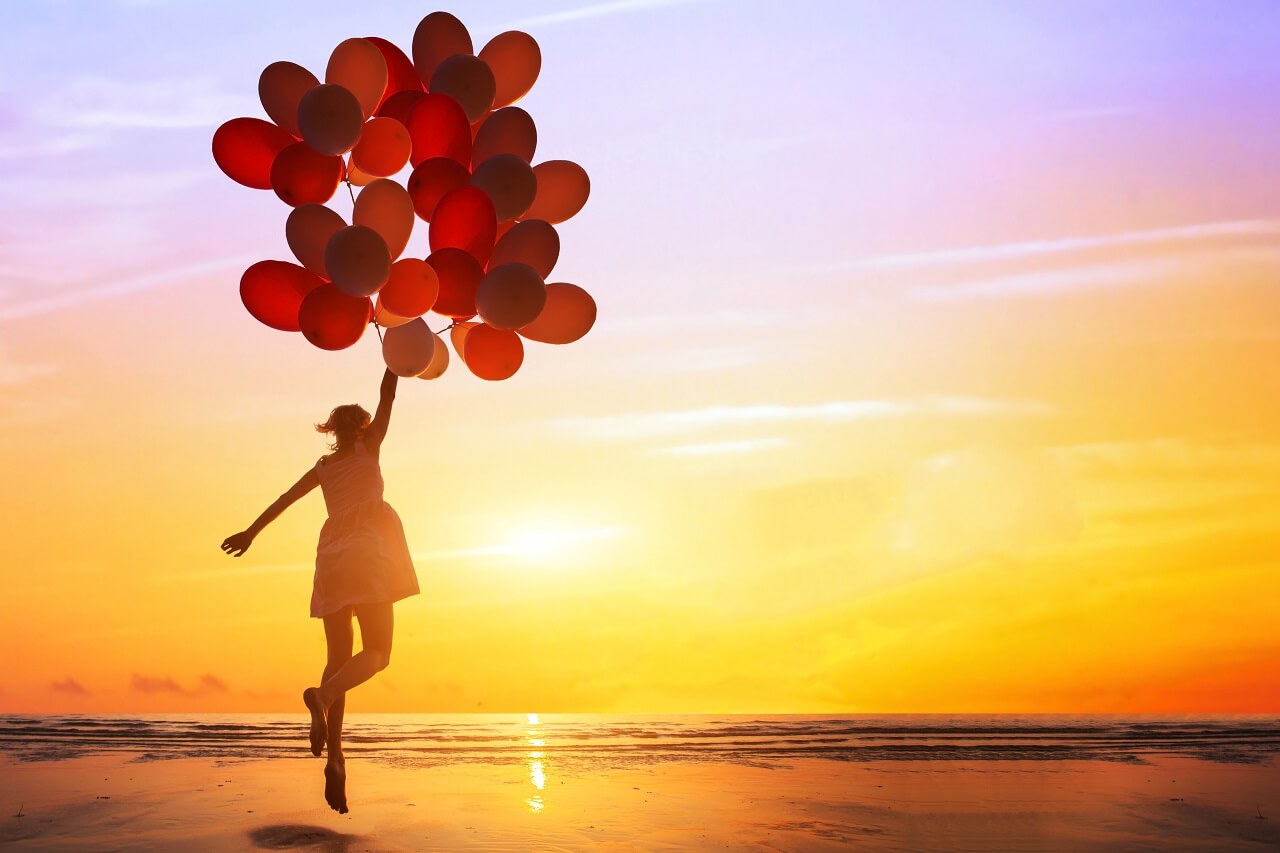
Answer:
[519,282,596,344]
[490,219,559,278]
[407,157,470,221]
[426,248,484,319]
[475,262,546,330]
[463,324,523,380]
[471,106,536,167]
[413,11,473,85]
[377,89,424,126]
[298,284,373,350]
[240,261,324,331]
[365,36,423,106]
[378,257,439,318]
[406,93,472,168]
[213,117,295,190]
[270,141,344,206]
[429,186,496,266]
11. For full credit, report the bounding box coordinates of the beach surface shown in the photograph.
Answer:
[2,714,1278,851]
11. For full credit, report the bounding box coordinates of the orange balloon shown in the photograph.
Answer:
[428,248,484,319]
[299,284,373,350]
[327,38,388,119]
[286,203,346,279]
[374,297,412,328]
[523,160,590,223]
[325,225,391,296]
[463,324,523,380]
[377,257,439,318]
[353,178,415,259]
[476,262,546,330]
[519,282,596,345]
[471,107,536,166]
[413,11,473,86]
[470,153,536,222]
[351,117,411,177]
[489,219,559,278]
[346,158,375,186]
[240,260,324,332]
[416,332,450,379]
[297,83,364,156]
[258,61,317,138]
[213,117,296,189]
[449,321,477,360]
[429,54,495,123]
[271,141,344,206]
[479,31,541,108]
[382,317,438,377]
[407,156,470,221]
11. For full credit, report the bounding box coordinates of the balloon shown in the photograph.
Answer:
[450,321,477,360]
[427,248,484,319]
[346,158,375,186]
[352,178,414,259]
[286,203,346,279]
[416,332,450,379]
[413,11,473,86]
[270,141,345,206]
[299,284,373,350]
[479,31,541,108]
[351,116,411,177]
[476,262,546,330]
[470,153,536,222]
[327,38,388,120]
[429,186,496,266]
[213,117,295,189]
[489,219,559,278]
[519,282,596,344]
[407,156,470,221]
[382,316,437,377]
[377,257,439,318]
[463,324,523,380]
[297,83,364,156]
[406,93,472,167]
[374,297,412,327]
[366,36,423,105]
[522,160,590,223]
[429,55,495,123]
[325,225,391,296]
[376,89,423,126]
[471,106,536,166]
[258,62,318,139]
[240,260,324,331]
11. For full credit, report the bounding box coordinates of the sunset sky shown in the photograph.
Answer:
[1,0,1278,714]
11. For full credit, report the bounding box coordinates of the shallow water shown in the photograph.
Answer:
[2,713,1277,769]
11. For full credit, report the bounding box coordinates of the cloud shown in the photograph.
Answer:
[38,75,256,131]
[131,673,229,695]
[514,0,720,27]
[50,677,90,696]
[654,437,789,456]
[556,396,1053,440]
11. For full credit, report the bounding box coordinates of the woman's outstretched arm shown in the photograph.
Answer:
[365,367,398,451]
[221,467,320,557]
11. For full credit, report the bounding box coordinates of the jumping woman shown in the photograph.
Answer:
[220,368,420,813]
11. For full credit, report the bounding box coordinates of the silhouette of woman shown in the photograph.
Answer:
[220,367,419,813]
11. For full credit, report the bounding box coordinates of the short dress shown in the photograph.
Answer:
[311,438,420,618]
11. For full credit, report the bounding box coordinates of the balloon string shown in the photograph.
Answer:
[372,319,384,344]
[345,177,356,206]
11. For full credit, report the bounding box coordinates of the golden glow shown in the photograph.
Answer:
[526,714,547,814]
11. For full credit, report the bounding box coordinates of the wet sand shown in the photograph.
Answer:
[2,752,1278,851]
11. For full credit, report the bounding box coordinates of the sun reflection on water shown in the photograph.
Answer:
[525,712,546,814]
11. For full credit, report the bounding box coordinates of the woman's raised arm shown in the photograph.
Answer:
[366,367,398,451]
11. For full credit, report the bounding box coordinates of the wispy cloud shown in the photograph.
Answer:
[557,397,1054,440]
[515,0,721,27]
[654,437,789,456]
[39,75,255,131]
[51,677,90,696]
[131,673,228,695]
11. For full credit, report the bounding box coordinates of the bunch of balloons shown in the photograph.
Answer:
[212,11,596,381]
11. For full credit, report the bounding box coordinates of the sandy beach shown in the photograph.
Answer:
[3,749,1279,851]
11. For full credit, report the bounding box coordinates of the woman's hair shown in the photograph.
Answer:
[315,404,372,452]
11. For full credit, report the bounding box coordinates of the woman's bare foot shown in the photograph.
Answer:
[324,759,348,813]
[302,687,327,757]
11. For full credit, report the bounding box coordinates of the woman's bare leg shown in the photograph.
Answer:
[314,608,353,813]
[314,602,394,708]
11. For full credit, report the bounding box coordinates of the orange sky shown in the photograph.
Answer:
[1,2,1278,713]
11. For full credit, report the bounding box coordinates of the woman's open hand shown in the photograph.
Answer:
[221,531,254,557]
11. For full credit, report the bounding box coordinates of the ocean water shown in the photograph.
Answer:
[2,714,1277,771]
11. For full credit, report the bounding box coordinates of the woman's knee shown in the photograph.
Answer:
[369,648,391,672]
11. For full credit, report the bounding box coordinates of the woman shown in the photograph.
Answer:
[220,367,419,814]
